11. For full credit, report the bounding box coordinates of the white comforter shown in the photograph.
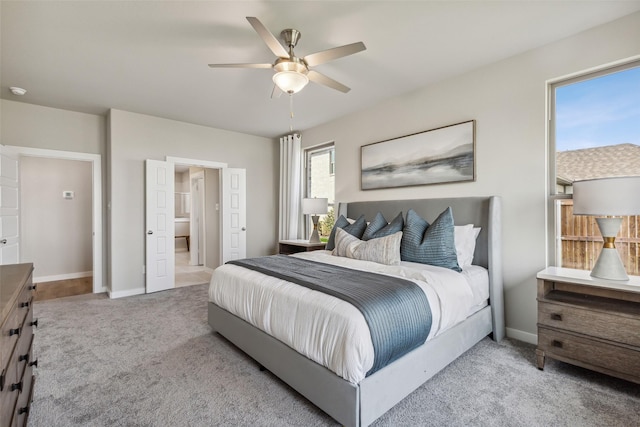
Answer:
[208,251,488,384]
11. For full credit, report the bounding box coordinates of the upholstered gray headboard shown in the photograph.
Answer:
[337,196,505,341]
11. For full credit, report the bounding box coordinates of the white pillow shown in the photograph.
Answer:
[333,227,402,265]
[454,225,481,267]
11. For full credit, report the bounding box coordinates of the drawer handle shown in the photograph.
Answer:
[19,353,29,363]
[30,359,38,368]
[19,301,30,308]
[31,319,39,328]
[11,381,22,392]
[0,369,4,391]
[550,313,562,321]
[9,327,21,337]
[552,340,563,348]
[18,406,29,416]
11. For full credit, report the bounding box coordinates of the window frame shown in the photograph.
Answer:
[303,141,336,239]
[547,59,640,267]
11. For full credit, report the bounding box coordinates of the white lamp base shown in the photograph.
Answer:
[309,214,321,244]
[591,217,628,281]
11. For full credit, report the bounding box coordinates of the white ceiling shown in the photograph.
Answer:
[2,1,640,139]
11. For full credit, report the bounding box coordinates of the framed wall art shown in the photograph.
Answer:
[360,120,475,190]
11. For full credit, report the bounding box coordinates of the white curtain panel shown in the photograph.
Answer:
[279,134,302,240]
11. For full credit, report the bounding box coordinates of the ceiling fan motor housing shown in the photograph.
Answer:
[273,56,308,75]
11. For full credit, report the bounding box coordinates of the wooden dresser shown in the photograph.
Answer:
[536,267,640,384]
[1,263,36,427]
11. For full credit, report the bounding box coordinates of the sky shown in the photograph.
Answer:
[555,65,640,152]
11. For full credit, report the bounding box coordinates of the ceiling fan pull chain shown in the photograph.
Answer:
[289,93,294,132]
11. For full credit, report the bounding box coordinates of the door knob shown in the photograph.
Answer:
[241,227,246,231]
[147,230,153,235]
[0,239,6,244]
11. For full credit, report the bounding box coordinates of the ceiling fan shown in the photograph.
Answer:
[208,17,366,97]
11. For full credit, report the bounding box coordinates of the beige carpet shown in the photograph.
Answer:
[29,284,640,426]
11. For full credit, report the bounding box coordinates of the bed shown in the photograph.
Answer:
[208,196,504,426]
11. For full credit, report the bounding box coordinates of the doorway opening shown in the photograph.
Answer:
[8,146,103,296]
[173,164,218,288]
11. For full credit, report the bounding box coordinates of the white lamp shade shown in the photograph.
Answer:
[302,197,328,215]
[273,71,309,94]
[572,176,640,216]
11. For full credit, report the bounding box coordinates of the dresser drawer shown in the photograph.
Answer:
[0,357,20,427]
[13,352,34,427]
[538,301,640,347]
[1,308,24,370]
[538,327,640,382]
[16,307,34,365]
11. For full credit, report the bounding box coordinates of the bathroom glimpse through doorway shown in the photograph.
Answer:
[173,163,219,288]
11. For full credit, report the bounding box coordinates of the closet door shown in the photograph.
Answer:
[0,145,20,265]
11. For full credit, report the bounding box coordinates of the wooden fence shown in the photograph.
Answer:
[559,200,640,275]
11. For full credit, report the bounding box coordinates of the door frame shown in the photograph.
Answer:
[7,146,104,293]
[165,156,227,266]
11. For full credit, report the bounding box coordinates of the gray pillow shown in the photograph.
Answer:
[362,212,404,241]
[400,207,461,272]
[326,214,367,251]
[333,227,402,265]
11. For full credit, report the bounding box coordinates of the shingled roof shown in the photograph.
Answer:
[556,143,640,183]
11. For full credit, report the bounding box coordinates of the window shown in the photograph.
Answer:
[549,62,640,273]
[305,143,335,240]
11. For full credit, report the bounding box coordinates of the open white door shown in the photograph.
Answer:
[145,159,175,293]
[221,168,246,263]
[0,145,20,265]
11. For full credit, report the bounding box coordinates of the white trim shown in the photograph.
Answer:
[108,287,145,299]
[166,156,227,169]
[34,271,92,283]
[506,327,537,345]
[7,146,104,294]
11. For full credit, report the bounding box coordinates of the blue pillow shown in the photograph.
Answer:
[400,207,461,272]
[326,214,367,251]
[362,212,404,241]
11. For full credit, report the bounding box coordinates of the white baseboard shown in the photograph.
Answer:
[108,287,145,299]
[34,271,93,283]
[506,327,537,345]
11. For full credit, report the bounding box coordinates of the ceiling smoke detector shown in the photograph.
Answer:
[9,87,27,96]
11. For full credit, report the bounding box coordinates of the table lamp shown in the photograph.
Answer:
[572,176,640,281]
[302,197,328,244]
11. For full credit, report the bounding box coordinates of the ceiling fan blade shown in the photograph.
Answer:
[303,42,366,67]
[246,17,290,59]
[208,63,273,69]
[307,70,350,93]
[271,84,283,99]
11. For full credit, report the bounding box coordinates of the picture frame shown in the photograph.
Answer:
[360,120,475,190]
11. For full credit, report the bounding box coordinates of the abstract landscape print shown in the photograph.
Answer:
[361,120,475,190]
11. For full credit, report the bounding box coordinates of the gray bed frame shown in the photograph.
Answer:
[208,196,504,426]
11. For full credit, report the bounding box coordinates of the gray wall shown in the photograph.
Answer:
[108,108,278,296]
[0,101,278,296]
[301,12,640,342]
[20,157,92,279]
[1,99,108,287]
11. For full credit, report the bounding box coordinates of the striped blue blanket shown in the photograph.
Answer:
[228,255,432,375]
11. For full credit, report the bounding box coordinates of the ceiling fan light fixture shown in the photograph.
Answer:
[273,71,309,94]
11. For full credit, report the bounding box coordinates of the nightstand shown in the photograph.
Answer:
[278,240,326,255]
[536,267,640,384]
